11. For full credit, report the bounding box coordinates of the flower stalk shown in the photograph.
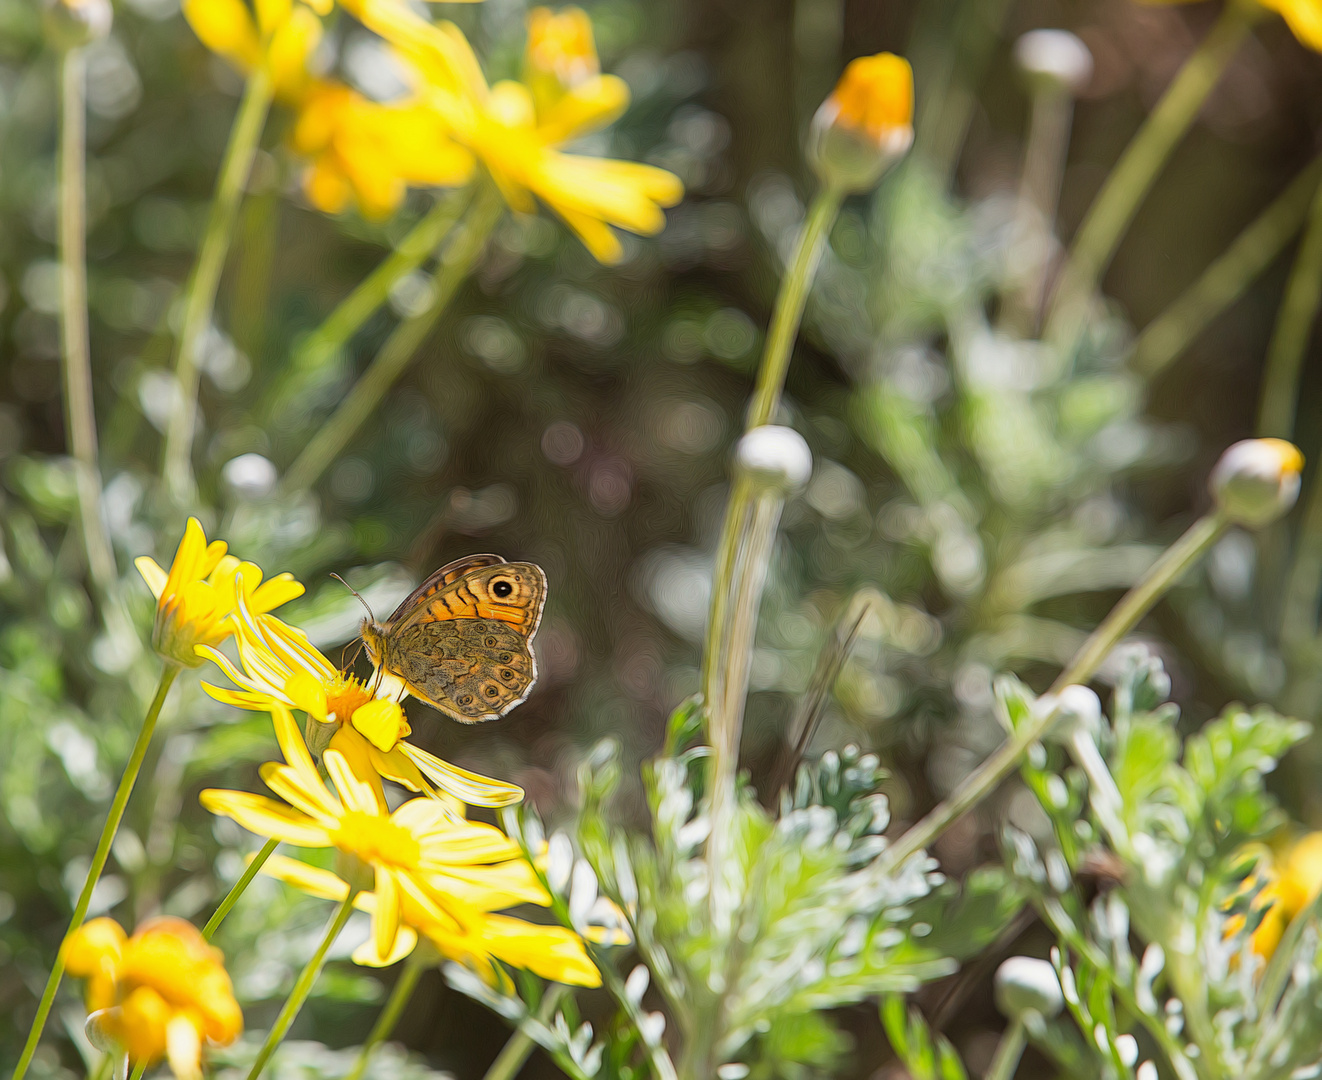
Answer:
[480,985,570,1080]
[283,185,474,386]
[344,948,431,1080]
[244,889,359,1080]
[202,836,280,941]
[1257,178,1322,437]
[1045,4,1254,351]
[57,43,116,601]
[882,511,1228,871]
[280,181,505,493]
[11,664,181,1080]
[163,65,274,503]
[1132,156,1322,378]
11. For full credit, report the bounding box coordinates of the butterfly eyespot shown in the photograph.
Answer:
[485,685,499,697]
[501,669,515,681]
[492,580,513,598]
[459,694,474,706]
[484,636,498,648]
[500,652,512,662]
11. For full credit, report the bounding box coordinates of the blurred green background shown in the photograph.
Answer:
[4,0,1322,1075]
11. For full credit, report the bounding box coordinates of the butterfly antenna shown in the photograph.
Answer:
[330,573,376,622]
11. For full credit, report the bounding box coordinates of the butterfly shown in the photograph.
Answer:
[359,554,547,723]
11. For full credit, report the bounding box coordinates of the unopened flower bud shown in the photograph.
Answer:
[1209,438,1304,528]
[44,0,112,48]
[735,426,812,494]
[995,956,1064,1021]
[1051,684,1102,743]
[808,52,914,194]
[1013,30,1093,94]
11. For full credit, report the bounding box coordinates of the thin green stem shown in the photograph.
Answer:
[1257,177,1322,437]
[882,513,1226,871]
[984,1019,1026,1080]
[288,186,473,379]
[280,182,504,494]
[57,45,116,599]
[1046,5,1254,349]
[482,985,569,1080]
[162,65,274,503]
[12,664,180,1080]
[1132,156,1322,378]
[202,836,279,941]
[128,1061,145,1080]
[344,949,430,1080]
[244,890,359,1080]
[747,186,842,428]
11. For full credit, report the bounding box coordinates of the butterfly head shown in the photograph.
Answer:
[359,619,388,668]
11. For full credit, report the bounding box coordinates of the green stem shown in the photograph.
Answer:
[288,186,473,378]
[482,985,569,1080]
[202,836,279,941]
[746,185,842,428]
[1257,176,1322,437]
[984,1019,1026,1080]
[280,182,504,493]
[128,1061,146,1080]
[11,664,180,1080]
[882,513,1226,871]
[1132,156,1322,378]
[344,949,430,1080]
[57,45,116,599]
[1045,5,1253,349]
[244,890,359,1080]
[162,65,274,503]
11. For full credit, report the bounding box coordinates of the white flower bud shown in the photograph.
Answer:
[1209,438,1304,528]
[735,426,812,494]
[1052,684,1102,743]
[44,0,112,48]
[995,956,1064,1021]
[222,453,278,498]
[85,1009,121,1054]
[1014,30,1093,94]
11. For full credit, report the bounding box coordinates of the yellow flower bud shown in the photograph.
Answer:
[809,52,914,193]
[1209,438,1304,529]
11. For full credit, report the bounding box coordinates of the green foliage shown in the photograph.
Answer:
[880,996,967,1080]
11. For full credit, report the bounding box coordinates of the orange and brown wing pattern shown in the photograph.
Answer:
[396,563,546,637]
[383,554,506,624]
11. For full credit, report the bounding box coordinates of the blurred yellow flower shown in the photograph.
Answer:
[290,81,476,219]
[198,595,522,806]
[1139,0,1322,53]
[808,52,914,193]
[135,517,303,667]
[356,5,684,263]
[182,0,326,101]
[1227,833,1322,961]
[199,708,606,982]
[65,917,242,1080]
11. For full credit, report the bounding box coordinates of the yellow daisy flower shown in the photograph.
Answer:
[198,592,522,807]
[199,707,604,983]
[182,0,326,101]
[289,80,475,219]
[1227,832,1322,961]
[65,916,242,1080]
[352,4,684,263]
[134,517,303,668]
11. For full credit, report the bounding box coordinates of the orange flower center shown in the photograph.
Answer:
[334,811,422,868]
[327,677,373,723]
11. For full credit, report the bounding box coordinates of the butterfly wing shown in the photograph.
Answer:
[383,554,506,623]
[381,562,547,723]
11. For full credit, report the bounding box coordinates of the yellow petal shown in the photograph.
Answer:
[535,74,628,145]
[324,749,381,815]
[351,699,409,752]
[261,853,351,901]
[399,742,524,808]
[374,867,402,960]
[200,789,334,847]
[352,924,417,967]
[248,571,306,613]
[135,557,168,600]
[165,1015,203,1080]
[259,763,342,825]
